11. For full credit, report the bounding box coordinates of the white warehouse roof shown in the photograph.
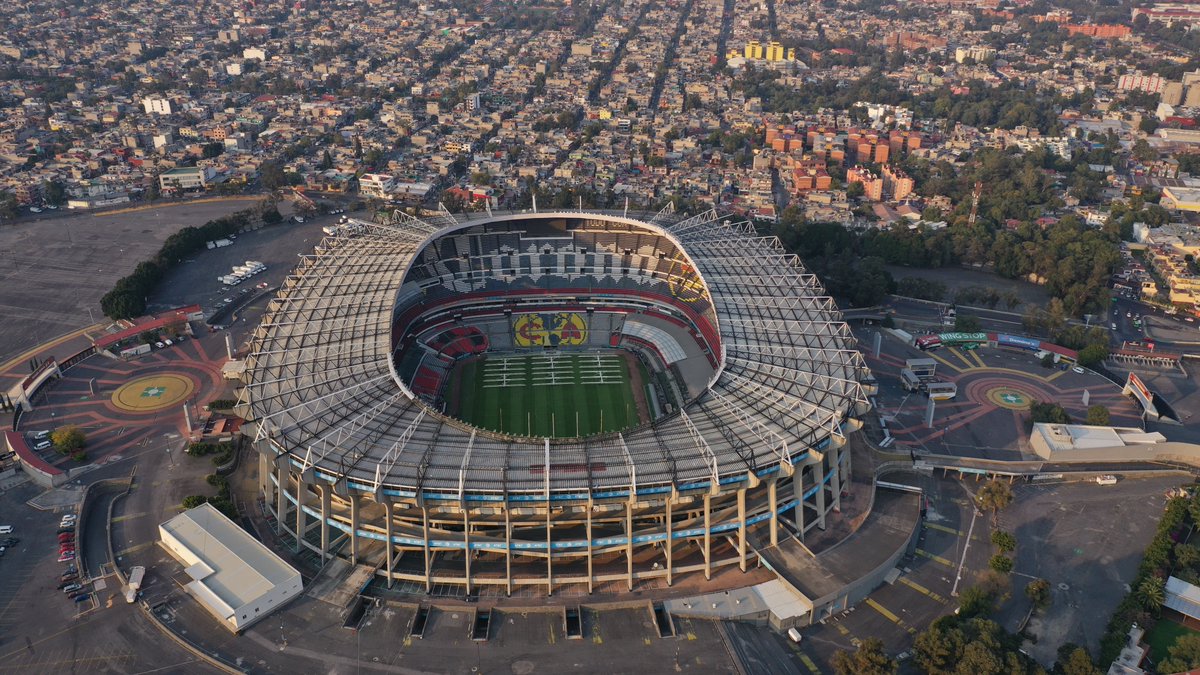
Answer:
[159,503,302,630]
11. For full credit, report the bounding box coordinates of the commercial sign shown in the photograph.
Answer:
[997,334,1040,350]
[938,332,988,344]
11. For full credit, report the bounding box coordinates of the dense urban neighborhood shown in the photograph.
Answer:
[8,1,1200,675]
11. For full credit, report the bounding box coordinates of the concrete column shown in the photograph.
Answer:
[768,478,779,546]
[294,477,308,553]
[830,449,842,513]
[505,506,513,597]
[385,501,395,589]
[462,507,472,597]
[793,468,806,538]
[349,495,360,564]
[816,457,827,530]
[625,501,634,591]
[737,488,747,572]
[585,502,594,594]
[703,493,712,580]
[545,503,553,597]
[664,497,673,586]
[422,506,432,593]
[275,464,288,535]
[258,452,270,499]
[320,485,331,562]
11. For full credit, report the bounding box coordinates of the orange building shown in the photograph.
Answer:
[847,166,883,201]
[882,165,914,201]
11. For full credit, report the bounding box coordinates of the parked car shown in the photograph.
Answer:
[1,537,19,546]
[56,553,75,563]
[73,594,90,603]
[0,526,12,535]
[154,341,165,349]
[33,440,51,451]
[62,583,82,594]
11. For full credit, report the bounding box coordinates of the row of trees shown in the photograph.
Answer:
[99,205,278,319]
[1100,489,1200,666]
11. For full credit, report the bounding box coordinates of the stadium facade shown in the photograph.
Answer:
[243,207,873,595]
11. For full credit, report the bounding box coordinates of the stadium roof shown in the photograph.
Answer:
[243,208,870,497]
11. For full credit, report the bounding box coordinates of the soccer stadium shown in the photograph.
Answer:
[243,208,873,596]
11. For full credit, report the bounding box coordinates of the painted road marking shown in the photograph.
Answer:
[925,522,981,540]
[925,352,963,373]
[948,348,975,369]
[114,542,153,557]
[898,576,949,604]
[1045,369,1067,382]
[110,512,148,523]
[915,548,956,568]
[865,598,917,634]
[799,653,821,674]
[835,623,850,636]
[969,349,987,368]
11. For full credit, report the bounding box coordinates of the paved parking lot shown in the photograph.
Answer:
[147,211,349,318]
[0,480,214,673]
[0,198,263,363]
[995,475,1185,666]
[796,472,990,671]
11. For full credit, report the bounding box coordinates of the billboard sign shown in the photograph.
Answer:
[997,334,1040,350]
[938,332,988,344]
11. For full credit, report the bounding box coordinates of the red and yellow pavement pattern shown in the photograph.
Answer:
[110,374,196,413]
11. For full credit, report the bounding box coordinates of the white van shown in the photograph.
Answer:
[0,526,12,535]
[1096,475,1118,486]
[787,627,803,643]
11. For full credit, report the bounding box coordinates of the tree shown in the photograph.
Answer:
[202,142,224,159]
[320,149,334,170]
[1160,633,1200,674]
[181,495,207,509]
[0,190,18,219]
[846,181,865,199]
[1031,401,1072,424]
[42,179,66,206]
[1077,344,1109,367]
[1055,644,1100,675]
[989,554,1014,574]
[1040,353,1055,368]
[1086,405,1110,426]
[140,330,158,345]
[991,530,1017,553]
[954,314,982,332]
[1026,578,1051,610]
[1136,575,1165,609]
[832,637,897,675]
[976,480,1014,519]
[261,207,283,224]
[51,426,86,454]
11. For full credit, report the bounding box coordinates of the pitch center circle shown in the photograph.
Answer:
[111,373,195,412]
[986,387,1032,410]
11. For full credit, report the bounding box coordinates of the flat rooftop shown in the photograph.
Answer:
[160,502,299,610]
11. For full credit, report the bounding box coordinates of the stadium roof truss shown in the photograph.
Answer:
[244,211,869,498]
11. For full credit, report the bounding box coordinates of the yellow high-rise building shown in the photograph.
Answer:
[744,40,763,59]
[766,41,785,61]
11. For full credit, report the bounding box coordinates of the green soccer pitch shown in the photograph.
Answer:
[448,352,644,438]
